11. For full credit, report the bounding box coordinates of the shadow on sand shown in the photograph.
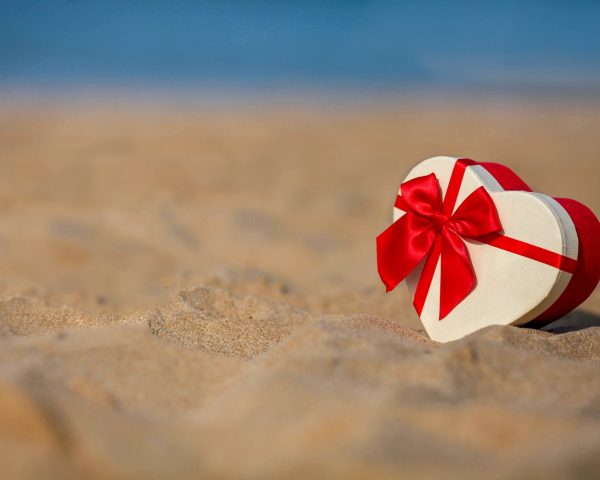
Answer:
[541,309,600,334]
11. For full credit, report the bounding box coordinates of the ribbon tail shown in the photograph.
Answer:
[439,230,476,319]
[413,235,442,316]
[376,214,436,292]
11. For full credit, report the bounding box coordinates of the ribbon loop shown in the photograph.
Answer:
[400,173,442,218]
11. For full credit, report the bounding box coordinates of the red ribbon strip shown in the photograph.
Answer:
[376,159,577,320]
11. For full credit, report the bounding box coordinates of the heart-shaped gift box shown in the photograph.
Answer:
[377,156,600,342]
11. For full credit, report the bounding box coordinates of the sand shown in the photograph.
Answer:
[0,96,598,479]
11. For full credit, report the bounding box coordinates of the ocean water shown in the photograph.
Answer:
[1,1,599,94]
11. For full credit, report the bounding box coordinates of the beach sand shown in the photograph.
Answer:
[0,96,598,479]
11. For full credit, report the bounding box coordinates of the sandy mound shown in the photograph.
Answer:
[0,295,598,479]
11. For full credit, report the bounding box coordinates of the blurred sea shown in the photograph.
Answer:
[1,1,599,95]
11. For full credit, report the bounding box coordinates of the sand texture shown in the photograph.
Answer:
[0,98,599,479]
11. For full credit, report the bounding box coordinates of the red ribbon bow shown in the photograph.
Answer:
[376,166,502,319]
